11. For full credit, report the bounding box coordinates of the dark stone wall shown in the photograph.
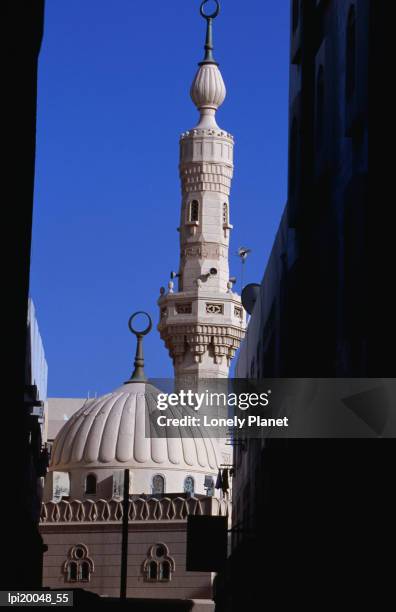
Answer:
[222,3,395,609]
[2,0,46,590]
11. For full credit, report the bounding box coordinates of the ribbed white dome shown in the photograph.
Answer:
[50,382,220,473]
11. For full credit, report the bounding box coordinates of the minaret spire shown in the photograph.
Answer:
[158,2,246,382]
[191,1,226,129]
[125,312,152,383]
[199,0,220,65]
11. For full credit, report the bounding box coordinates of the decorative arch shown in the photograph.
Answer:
[143,543,175,582]
[63,544,94,583]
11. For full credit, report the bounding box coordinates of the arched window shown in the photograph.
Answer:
[184,476,195,495]
[75,546,85,560]
[68,561,77,582]
[189,200,199,223]
[85,473,96,495]
[52,471,70,502]
[148,561,158,580]
[292,0,299,32]
[204,475,215,496]
[80,561,90,581]
[63,544,94,583]
[152,474,165,495]
[160,560,171,580]
[143,543,175,582]
[316,66,325,147]
[346,6,356,102]
[222,203,229,225]
[289,118,298,195]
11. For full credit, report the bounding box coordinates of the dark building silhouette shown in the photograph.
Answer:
[2,0,46,590]
[214,2,394,610]
[237,0,392,381]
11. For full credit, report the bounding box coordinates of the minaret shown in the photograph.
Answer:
[158,1,246,382]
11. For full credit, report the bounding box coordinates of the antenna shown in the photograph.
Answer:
[236,247,252,293]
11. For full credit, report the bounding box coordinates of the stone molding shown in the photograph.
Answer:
[181,243,228,260]
[40,496,229,524]
[180,164,233,195]
[180,129,234,142]
[159,322,245,365]
[180,163,233,177]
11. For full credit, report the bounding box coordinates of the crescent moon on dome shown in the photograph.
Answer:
[128,311,153,336]
[200,0,220,20]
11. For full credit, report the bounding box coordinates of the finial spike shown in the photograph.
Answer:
[125,312,152,383]
[199,1,220,66]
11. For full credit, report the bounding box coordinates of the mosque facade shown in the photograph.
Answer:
[40,2,245,605]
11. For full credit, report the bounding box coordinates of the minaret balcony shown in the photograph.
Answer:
[157,289,246,334]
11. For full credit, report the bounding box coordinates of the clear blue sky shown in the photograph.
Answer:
[30,0,290,397]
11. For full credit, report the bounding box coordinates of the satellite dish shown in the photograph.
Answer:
[241,283,260,315]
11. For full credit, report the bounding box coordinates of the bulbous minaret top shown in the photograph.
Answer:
[190,1,226,129]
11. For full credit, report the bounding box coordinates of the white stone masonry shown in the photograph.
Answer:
[158,57,246,380]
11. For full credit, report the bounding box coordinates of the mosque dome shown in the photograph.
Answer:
[46,312,223,500]
[50,381,220,473]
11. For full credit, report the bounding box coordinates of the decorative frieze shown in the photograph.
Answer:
[182,243,227,260]
[180,129,234,141]
[180,162,233,195]
[206,303,224,315]
[159,321,246,366]
[234,306,243,319]
[176,303,192,315]
[40,496,229,524]
[181,164,233,178]
[183,183,231,195]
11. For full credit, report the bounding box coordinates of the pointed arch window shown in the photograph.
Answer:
[85,473,96,495]
[152,474,165,495]
[346,5,356,102]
